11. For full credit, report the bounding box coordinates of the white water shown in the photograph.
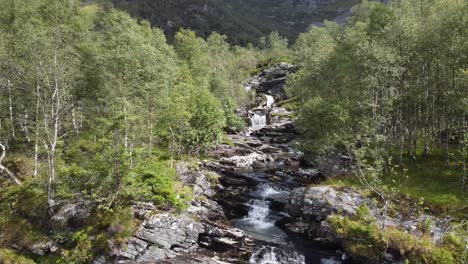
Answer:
[259,185,282,197]
[250,113,267,130]
[245,200,273,228]
[250,246,305,264]
[266,95,275,108]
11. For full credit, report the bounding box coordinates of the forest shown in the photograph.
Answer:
[0,0,466,263]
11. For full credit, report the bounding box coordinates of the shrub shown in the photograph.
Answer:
[123,160,189,210]
[58,231,93,264]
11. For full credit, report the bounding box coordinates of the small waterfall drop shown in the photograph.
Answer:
[245,200,272,227]
[266,95,275,108]
[249,246,306,264]
[250,113,267,130]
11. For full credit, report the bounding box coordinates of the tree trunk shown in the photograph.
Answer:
[34,83,41,177]
[7,80,16,139]
[0,142,21,185]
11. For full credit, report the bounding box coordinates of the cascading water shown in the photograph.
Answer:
[229,172,344,263]
[265,95,275,108]
[245,199,272,227]
[249,246,305,264]
[250,113,267,130]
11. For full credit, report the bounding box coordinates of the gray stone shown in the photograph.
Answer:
[288,186,368,222]
[118,237,148,260]
[137,246,177,262]
[119,214,205,262]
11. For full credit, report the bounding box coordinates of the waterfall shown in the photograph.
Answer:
[245,200,272,227]
[249,246,305,264]
[266,95,275,108]
[250,113,267,130]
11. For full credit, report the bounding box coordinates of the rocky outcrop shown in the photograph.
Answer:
[288,186,369,222]
[246,62,297,100]
[287,185,451,262]
[313,150,353,178]
[116,214,205,263]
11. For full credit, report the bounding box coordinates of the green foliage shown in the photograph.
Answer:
[329,214,463,264]
[296,96,350,154]
[0,248,35,264]
[124,160,190,210]
[290,0,467,161]
[112,0,359,46]
[223,98,245,131]
[59,231,93,264]
[259,32,292,64]
[188,89,226,153]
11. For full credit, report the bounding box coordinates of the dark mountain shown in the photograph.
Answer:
[111,0,358,45]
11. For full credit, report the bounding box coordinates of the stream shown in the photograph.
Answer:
[214,88,344,264]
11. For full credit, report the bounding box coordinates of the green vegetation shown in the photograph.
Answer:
[288,0,468,260]
[0,248,35,264]
[328,205,467,264]
[289,0,467,213]
[112,0,359,45]
[0,0,280,261]
[0,0,466,262]
[325,151,467,217]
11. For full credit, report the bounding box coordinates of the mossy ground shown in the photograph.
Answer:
[324,149,467,218]
[328,205,466,264]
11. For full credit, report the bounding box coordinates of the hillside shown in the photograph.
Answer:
[111,0,359,45]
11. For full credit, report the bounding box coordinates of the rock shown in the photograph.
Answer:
[245,63,297,99]
[131,202,156,219]
[295,168,320,178]
[93,256,108,264]
[118,237,148,260]
[215,237,238,246]
[118,214,205,262]
[199,224,246,252]
[193,173,217,197]
[288,186,369,222]
[220,153,269,168]
[27,240,57,256]
[188,200,226,222]
[225,228,245,240]
[138,246,177,261]
[311,221,340,245]
[314,151,352,178]
[161,254,232,264]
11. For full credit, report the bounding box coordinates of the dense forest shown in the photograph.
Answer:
[111,0,360,45]
[0,0,466,263]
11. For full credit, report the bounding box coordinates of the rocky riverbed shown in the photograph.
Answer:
[113,63,451,264]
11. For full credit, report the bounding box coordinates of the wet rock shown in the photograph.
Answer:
[297,168,319,176]
[199,224,246,252]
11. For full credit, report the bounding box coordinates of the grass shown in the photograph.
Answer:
[393,154,466,216]
[0,248,35,264]
[323,147,467,218]
[328,205,466,264]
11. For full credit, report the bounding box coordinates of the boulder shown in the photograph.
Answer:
[220,153,269,168]
[118,214,205,262]
[288,186,369,222]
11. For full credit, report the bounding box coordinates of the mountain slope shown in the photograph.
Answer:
[111,0,359,45]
